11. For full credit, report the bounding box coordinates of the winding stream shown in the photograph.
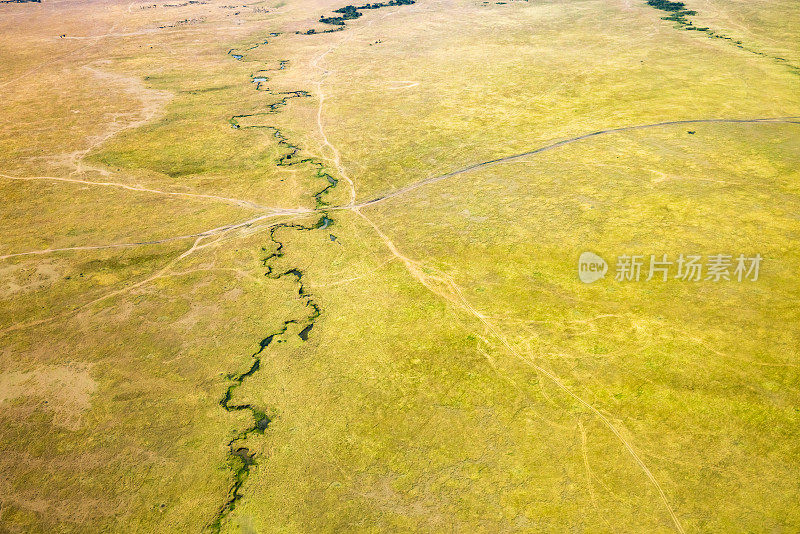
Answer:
[208,28,342,533]
[210,216,325,532]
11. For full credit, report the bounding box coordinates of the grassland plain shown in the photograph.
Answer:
[0,0,799,532]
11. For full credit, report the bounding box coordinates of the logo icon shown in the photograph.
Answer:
[578,252,608,283]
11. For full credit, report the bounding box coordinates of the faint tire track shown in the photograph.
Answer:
[354,116,800,209]
[0,173,277,211]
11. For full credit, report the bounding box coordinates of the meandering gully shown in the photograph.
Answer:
[208,1,415,526]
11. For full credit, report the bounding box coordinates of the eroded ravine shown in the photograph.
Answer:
[208,27,345,532]
[209,216,326,532]
[643,0,800,74]
[211,13,418,525]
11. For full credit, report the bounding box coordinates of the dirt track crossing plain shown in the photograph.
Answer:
[1,0,799,531]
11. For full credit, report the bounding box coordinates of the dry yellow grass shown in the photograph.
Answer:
[1,0,798,531]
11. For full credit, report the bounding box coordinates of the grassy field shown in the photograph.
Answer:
[0,0,798,531]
